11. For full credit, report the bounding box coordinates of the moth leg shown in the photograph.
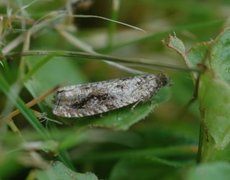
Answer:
[131,101,141,111]
[35,111,63,127]
[131,94,151,110]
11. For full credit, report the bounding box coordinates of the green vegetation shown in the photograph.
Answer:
[0,0,230,179]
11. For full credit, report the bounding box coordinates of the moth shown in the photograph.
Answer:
[53,73,169,118]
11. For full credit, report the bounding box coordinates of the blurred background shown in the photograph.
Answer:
[0,0,230,179]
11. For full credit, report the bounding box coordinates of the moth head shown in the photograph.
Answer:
[157,73,170,87]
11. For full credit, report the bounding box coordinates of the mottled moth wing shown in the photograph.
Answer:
[53,73,168,118]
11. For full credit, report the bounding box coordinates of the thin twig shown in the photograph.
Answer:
[3,86,59,121]
[71,14,146,33]
[6,50,201,73]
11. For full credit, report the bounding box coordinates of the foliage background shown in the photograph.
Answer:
[0,0,230,179]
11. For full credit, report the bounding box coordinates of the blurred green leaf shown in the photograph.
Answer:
[109,159,181,180]
[25,57,86,104]
[0,76,49,139]
[29,161,98,180]
[0,151,22,180]
[186,162,230,180]
[74,144,196,163]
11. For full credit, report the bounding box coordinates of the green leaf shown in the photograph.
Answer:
[109,159,181,180]
[72,87,170,130]
[197,29,230,159]
[30,161,98,180]
[164,34,186,56]
[209,28,230,83]
[187,42,210,69]
[186,162,230,180]
[199,73,230,150]
[166,28,230,161]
